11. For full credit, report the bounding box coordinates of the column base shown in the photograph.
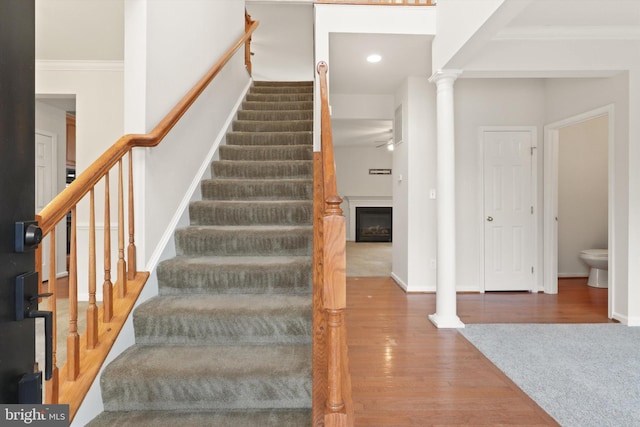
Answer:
[428,313,465,329]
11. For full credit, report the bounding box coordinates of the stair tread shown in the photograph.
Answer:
[104,343,311,380]
[88,409,311,427]
[160,254,312,266]
[179,224,312,231]
[136,294,312,314]
[191,199,312,206]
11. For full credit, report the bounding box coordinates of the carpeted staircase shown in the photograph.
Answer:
[88,81,314,426]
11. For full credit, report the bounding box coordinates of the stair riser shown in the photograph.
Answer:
[219,145,313,161]
[102,376,312,412]
[211,161,312,179]
[237,110,313,121]
[245,93,313,103]
[250,86,313,94]
[134,313,312,345]
[201,180,313,201]
[157,261,313,295]
[175,229,313,256]
[232,120,312,132]
[88,410,312,426]
[242,101,313,111]
[226,132,312,146]
[253,81,313,87]
[190,202,313,226]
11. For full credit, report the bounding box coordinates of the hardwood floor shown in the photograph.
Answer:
[346,277,611,426]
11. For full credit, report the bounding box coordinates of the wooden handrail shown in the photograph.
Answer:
[37,18,259,420]
[37,19,259,235]
[314,61,354,427]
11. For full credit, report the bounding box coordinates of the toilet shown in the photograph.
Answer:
[579,249,608,288]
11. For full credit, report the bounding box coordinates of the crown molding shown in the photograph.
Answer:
[36,60,124,72]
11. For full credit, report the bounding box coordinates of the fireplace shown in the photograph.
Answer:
[355,207,392,242]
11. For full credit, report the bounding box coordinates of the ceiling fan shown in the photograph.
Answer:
[375,129,394,151]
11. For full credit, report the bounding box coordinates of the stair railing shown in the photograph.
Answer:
[313,61,354,427]
[36,19,259,420]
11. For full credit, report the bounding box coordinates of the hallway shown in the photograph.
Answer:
[346,277,610,426]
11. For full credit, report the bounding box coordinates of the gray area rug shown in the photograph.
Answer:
[459,323,640,427]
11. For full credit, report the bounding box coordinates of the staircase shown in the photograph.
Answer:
[88,81,314,426]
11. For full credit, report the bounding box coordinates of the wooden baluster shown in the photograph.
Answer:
[103,172,113,322]
[67,207,80,380]
[117,159,127,297]
[127,149,137,280]
[87,189,98,349]
[45,228,59,404]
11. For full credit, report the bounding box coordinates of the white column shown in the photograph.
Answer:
[428,70,464,329]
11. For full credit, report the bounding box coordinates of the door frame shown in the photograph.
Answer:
[478,126,539,292]
[543,105,614,316]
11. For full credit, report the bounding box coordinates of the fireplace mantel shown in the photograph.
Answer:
[343,196,392,241]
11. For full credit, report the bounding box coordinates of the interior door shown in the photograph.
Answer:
[35,130,56,281]
[0,0,38,403]
[483,130,534,291]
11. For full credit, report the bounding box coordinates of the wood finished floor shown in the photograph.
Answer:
[346,277,612,426]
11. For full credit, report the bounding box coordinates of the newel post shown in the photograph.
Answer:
[323,195,347,422]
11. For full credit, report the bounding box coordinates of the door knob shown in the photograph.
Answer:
[15,220,43,252]
[486,216,494,222]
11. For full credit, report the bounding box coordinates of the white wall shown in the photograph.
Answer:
[454,78,546,291]
[558,116,608,277]
[124,0,250,268]
[335,146,392,196]
[36,0,124,60]
[391,77,437,292]
[245,2,314,81]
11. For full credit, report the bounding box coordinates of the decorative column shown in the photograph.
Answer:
[428,70,465,329]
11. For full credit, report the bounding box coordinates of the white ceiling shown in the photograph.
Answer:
[328,33,432,95]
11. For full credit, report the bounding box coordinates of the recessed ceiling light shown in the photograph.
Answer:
[366,54,382,64]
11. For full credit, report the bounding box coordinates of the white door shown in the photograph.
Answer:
[35,130,57,281]
[483,130,534,291]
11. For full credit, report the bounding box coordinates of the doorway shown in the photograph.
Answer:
[543,105,614,317]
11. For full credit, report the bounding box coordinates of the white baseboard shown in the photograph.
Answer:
[558,273,589,278]
[391,273,408,291]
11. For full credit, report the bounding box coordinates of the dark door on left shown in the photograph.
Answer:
[0,0,37,403]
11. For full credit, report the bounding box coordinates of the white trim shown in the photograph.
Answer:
[557,273,588,278]
[36,60,124,72]
[143,80,252,272]
[543,105,614,317]
[478,126,538,293]
[391,272,408,292]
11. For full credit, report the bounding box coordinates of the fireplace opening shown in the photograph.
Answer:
[356,207,392,242]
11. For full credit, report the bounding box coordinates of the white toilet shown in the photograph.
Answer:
[579,249,608,288]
